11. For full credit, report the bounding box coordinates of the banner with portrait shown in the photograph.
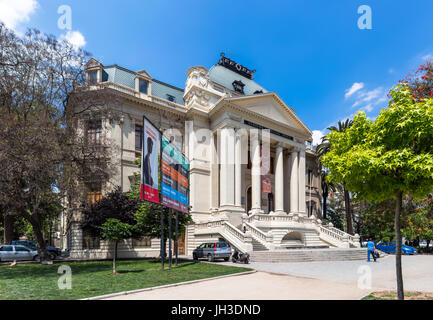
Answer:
[140,117,160,204]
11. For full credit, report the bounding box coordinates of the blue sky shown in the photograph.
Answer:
[2,0,433,143]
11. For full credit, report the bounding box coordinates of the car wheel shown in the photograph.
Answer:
[193,253,198,261]
[207,254,214,262]
[33,255,40,262]
[224,257,229,262]
[49,252,56,260]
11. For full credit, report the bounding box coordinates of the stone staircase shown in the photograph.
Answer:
[252,238,268,251]
[193,214,363,262]
[250,248,367,263]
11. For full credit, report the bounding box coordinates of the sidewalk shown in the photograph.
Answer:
[102,271,372,300]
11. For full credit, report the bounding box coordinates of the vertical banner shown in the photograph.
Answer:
[140,117,160,203]
[261,145,271,193]
[161,136,190,213]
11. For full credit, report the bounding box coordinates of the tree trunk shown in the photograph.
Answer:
[30,217,48,262]
[344,188,354,235]
[395,190,404,300]
[323,193,328,220]
[113,241,118,274]
[3,214,16,244]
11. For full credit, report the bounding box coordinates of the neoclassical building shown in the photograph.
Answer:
[64,55,359,260]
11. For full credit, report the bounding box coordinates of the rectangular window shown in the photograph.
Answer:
[87,120,102,144]
[166,94,175,103]
[88,71,98,84]
[139,79,148,94]
[135,125,143,151]
[82,230,100,249]
[87,190,102,204]
[308,170,313,186]
[132,237,152,248]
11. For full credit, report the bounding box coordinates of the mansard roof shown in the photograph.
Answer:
[101,64,185,105]
[208,64,267,96]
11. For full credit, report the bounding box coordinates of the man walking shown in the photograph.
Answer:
[366,238,376,262]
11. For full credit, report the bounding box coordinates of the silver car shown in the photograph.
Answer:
[192,241,232,262]
[0,245,39,262]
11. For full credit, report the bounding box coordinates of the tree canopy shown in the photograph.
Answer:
[322,84,433,201]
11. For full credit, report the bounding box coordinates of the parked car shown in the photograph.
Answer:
[193,241,232,262]
[10,240,61,259]
[0,245,39,262]
[376,242,417,255]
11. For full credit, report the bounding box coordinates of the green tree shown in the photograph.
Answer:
[317,119,354,234]
[322,84,433,299]
[128,158,193,259]
[100,218,133,274]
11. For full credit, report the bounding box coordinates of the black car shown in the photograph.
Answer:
[10,240,61,259]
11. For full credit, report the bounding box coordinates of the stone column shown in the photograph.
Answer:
[250,130,262,214]
[210,132,219,213]
[298,149,306,215]
[274,145,285,214]
[219,127,235,207]
[289,150,299,214]
[235,134,242,207]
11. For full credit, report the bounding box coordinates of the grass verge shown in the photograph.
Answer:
[0,259,252,300]
[362,290,433,300]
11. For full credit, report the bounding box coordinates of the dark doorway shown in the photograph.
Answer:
[268,193,274,213]
[247,187,252,214]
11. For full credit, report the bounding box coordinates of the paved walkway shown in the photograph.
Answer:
[218,254,433,292]
[102,254,433,300]
[103,271,371,300]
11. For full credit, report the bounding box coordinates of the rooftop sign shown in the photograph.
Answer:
[218,53,255,80]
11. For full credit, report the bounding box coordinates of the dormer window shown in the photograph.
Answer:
[139,79,149,94]
[166,94,175,103]
[232,80,245,94]
[88,71,98,85]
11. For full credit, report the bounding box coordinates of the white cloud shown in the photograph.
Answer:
[312,130,324,146]
[60,30,86,50]
[422,54,433,61]
[345,82,364,99]
[0,0,38,31]
[350,87,387,113]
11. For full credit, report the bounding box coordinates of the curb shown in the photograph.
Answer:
[81,270,257,300]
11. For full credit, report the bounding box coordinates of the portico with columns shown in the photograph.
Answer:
[184,58,360,254]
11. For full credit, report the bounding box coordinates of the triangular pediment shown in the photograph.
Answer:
[225,93,312,136]
[85,58,102,69]
[136,69,152,80]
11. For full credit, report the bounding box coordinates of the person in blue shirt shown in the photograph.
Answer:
[366,238,376,262]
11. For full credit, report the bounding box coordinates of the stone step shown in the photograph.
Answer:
[250,248,367,262]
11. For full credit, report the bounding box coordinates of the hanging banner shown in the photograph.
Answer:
[161,136,190,213]
[261,145,271,193]
[140,117,160,203]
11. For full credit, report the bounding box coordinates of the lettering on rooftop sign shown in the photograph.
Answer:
[218,54,255,80]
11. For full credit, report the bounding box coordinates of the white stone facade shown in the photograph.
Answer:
[64,57,359,260]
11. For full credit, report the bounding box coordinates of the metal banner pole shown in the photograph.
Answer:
[168,208,172,268]
[175,210,179,267]
[160,207,164,270]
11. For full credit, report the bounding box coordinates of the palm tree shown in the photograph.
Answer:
[316,119,354,234]
[320,170,336,220]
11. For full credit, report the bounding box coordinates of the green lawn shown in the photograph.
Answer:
[0,259,252,300]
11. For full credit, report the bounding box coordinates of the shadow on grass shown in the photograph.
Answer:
[117,269,145,274]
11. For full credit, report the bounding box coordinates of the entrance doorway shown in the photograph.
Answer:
[177,232,185,255]
[246,187,252,214]
[268,193,274,213]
